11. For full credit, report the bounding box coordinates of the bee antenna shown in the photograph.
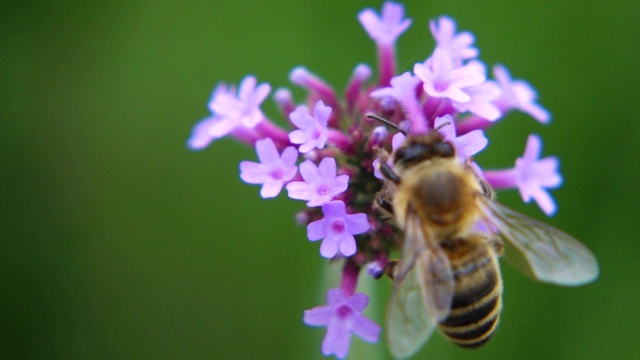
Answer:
[366,114,406,135]
[434,121,452,132]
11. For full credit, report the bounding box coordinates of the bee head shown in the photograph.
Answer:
[365,114,457,168]
[393,131,456,168]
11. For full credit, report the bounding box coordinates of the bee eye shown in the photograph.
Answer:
[394,143,430,166]
[434,142,455,157]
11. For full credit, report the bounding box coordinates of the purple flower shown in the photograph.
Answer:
[358,1,411,46]
[209,75,271,128]
[414,49,486,103]
[451,80,502,121]
[307,201,370,258]
[484,134,562,215]
[435,115,488,160]
[240,138,298,198]
[493,65,551,123]
[371,72,427,133]
[304,288,381,359]
[186,77,270,150]
[430,16,479,63]
[286,157,349,207]
[288,100,331,153]
[187,84,239,150]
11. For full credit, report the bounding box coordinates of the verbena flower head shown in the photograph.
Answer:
[188,2,561,358]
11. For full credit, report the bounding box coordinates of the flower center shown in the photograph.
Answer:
[270,168,284,180]
[434,78,450,93]
[317,184,329,196]
[331,219,346,233]
[336,304,352,319]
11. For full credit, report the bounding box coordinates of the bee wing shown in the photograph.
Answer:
[386,215,455,359]
[482,200,599,286]
[386,257,436,359]
[406,214,455,321]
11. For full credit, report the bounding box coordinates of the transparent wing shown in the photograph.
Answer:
[386,258,436,359]
[386,215,454,359]
[406,214,455,321]
[418,240,455,322]
[482,200,599,286]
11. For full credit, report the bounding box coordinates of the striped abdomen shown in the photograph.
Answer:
[439,237,503,348]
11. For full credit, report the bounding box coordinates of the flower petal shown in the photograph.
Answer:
[319,236,339,258]
[260,181,284,199]
[255,138,279,164]
[239,161,267,184]
[303,306,333,326]
[337,233,356,257]
[286,181,313,201]
[347,293,369,311]
[346,213,370,235]
[351,314,381,343]
[326,288,347,305]
[307,219,326,241]
[298,160,320,183]
[322,323,351,359]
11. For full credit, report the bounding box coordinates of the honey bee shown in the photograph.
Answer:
[368,115,599,359]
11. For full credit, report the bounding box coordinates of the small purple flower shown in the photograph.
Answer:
[358,1,412,46]
[288,100,331,153]
[304,288,381,359]
[187,77,271,150]
[286,157,349,207]
[484,134,562,215]
[414,49,486,103]
[209,75,271,129]
[240,138,298,198]
[307,201,370,258]
[430,16,479,63]
[451,80,502,121]
[515,135,562,214]
[493,65,551,123]
[435,115,488,160]
[371,72,427,133]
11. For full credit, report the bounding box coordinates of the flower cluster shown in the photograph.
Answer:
[187,2,560,358]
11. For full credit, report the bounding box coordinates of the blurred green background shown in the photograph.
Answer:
[2,1,639,359]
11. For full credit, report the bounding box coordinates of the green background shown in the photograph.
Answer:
[2,1,639,359]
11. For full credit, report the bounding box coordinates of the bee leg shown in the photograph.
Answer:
[489,237,504,256]
[379,162,401,184]
[375,192,394,216]
[383,259,400,280]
